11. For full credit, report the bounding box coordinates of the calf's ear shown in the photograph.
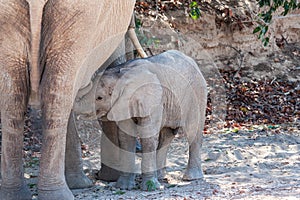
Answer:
[107,67,162,122]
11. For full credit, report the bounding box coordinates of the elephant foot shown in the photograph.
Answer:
[38,184,74,200]
[96,163,120,182]
[0,185,32,200]
[182,167,204,181]
[141,176,161,191]
[66,172,93,189]
[115,173,136,190]
[157,168,167,181]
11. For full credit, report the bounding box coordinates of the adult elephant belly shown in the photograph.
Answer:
[41,1,135,97]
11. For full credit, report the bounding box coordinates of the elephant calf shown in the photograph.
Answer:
[92,50,208,190]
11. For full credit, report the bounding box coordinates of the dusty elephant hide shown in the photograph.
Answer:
[89,50,208,190]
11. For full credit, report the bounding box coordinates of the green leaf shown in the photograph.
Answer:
[166,184,177,188]
[189,1,201,20]
[113,190,126,195]
[258,0,271,7]
[261,26,269,35]
[262,11,272,23]
[146,180,156,191]
[232,128,239,133]
[190,1,198,8]
[28,183,36,189]
[190,8,201,20]
[283,1,290,15]
[289,0,298,9]
[267,124,280,129]
[135,18,142,29]
[253,26,261,34]
[262,37,270,46]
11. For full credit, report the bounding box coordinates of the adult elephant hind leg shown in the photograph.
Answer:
[65,111,93,189]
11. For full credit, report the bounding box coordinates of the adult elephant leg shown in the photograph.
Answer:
[38,1,134,198]
[97,120,120,182]
[0,1,31,199]
[38,0,134,200]
[0,73,31,200]
[156,128,175,180]
[65,111,93,189]
[38,77,74,200]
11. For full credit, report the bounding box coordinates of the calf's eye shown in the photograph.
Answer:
[96,96,103,101]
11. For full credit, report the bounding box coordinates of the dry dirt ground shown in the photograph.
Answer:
[23,125,300,200]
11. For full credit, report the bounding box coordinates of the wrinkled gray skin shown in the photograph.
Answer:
[65,17,142,187]
[93,50,207,190]
[0,1,135,200]
[65,38,129,189]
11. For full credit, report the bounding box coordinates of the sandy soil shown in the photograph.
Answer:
[24,125,300,200]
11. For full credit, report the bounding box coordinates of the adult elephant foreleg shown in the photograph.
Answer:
[65,111,93,189]
[0,76,32,200]
[0,2,31,198]
[38,82,74,200]
[37,1,134,198]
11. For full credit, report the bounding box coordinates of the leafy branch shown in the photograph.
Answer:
[189,1,201,19]
[254,0,300,46]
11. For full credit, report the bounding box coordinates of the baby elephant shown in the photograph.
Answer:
[96,50,207,190]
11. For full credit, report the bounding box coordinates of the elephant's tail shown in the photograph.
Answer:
[128,15,148,58]
[26,0,48,108]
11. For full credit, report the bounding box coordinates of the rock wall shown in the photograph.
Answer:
[170,9,300,58]
[139,0,300,57]
[136,3,300,82]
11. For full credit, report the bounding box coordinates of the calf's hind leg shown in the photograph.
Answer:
[156,128,176,180]
[183,130,204,181]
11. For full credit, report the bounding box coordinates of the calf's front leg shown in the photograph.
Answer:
[140,136,160,191]
[137,117,161,191]
[115,120,137,190]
